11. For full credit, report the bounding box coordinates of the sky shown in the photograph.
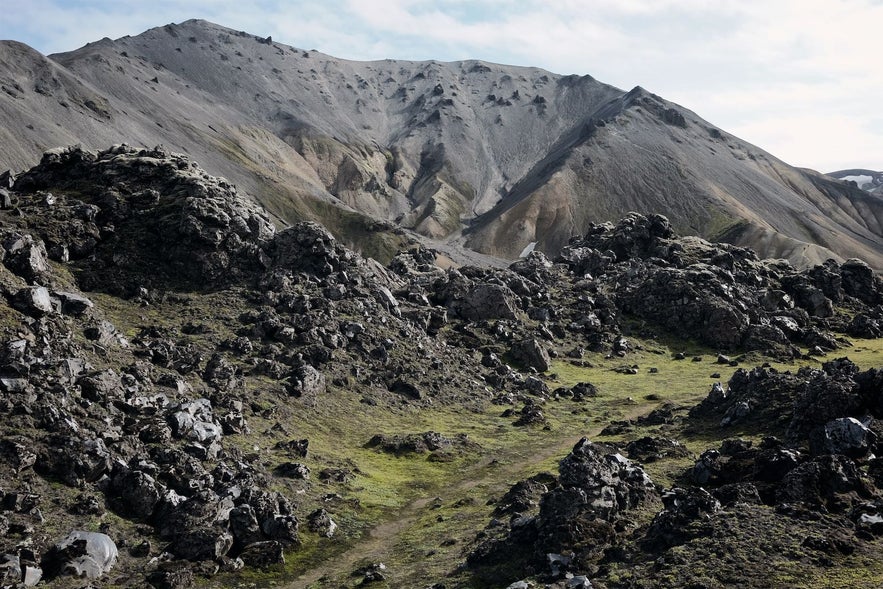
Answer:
[2,0,881,173]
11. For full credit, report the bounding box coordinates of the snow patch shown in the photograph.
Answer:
[842,175,874,189]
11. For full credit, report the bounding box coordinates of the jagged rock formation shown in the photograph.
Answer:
[1,20,883,269]
[470,361,883,588]
[1,148,883,587]
[9,144,275,292]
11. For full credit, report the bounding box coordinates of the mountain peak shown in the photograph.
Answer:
[1,20,882,269]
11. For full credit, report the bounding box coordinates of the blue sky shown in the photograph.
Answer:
[2,0,881,172]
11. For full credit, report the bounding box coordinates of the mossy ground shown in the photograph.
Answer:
[8,271,880,589]
[76,275,883,589]
[191,327,883,589]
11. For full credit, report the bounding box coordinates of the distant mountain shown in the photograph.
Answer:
[828,168,883,196]
[2,19,882,268]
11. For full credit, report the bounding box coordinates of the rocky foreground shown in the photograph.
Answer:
[0,146,882,587]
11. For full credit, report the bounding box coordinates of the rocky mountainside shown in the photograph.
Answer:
[2,19,883,269]
[1,145,883,587]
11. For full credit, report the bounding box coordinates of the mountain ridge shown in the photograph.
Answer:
[2,18,882,269]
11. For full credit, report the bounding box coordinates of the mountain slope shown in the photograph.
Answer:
[829,168,883,196]
[1,19,882,268]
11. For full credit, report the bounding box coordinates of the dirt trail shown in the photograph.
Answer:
[286,405,651,588]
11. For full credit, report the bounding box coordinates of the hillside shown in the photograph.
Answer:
[1,20,882,268]
[829,169,883,196]
[1,146,883,587]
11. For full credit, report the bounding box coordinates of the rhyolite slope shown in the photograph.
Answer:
[1,20,882,269]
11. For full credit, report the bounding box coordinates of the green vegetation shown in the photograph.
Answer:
[199,333,883,588]
[76,274,883,589]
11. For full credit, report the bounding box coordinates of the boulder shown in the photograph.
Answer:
[510,338,551,372]
[271,222,350,277]
[170,527,234,561]
[78,369,122,402]
[238,541,285,567]
[274,438,309,457]
[752,447,801,483]
[840,258,879,304]
[0,439,37,473]
[112,469,163,520]
[274,462,311,479]
[777,454,871,509]
[229,504,263,547]
[155,489,235,540]
[787,361,864,443]
[146,567,195,589]
[168,398,223,444]
[455,282,519,320]
[307,508,337,538]
[493,475,553,516]
[1,233,50,283]
[358,562,388,584]
[42,531,118,580]
[12,286,54,317]
[54,291,95,316]
[37,436,113,487]
[810,417,876,458]
[645,487,721,549]
[625,436,690,463]
[552,438,656,518]
[287,364,326,398]
[366,431,456,454]
[261,515,300,545]
[513,402,546,426]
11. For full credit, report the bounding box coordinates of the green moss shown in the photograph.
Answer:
[309,200,412,264]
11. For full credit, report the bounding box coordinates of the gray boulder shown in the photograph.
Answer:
[1,233,50,283]
[456,282,519,320]
[54,291,95,316]
[511,338,551,372]
[42,531,117,580]
[170,527,233,561]
[307,508,337,538]
[169,398,223,444]
[567,576,593,589]
[261,514,300,545]
[557,440,656,514]
[287,364,326,398]
[238,541,285,566]
[810,417,876,458]
[12,286,54,317]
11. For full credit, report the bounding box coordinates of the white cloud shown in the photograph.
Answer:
[1,0,880,170]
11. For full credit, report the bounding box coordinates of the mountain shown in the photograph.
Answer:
[2,19,883,270]
[829,168,883,196]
